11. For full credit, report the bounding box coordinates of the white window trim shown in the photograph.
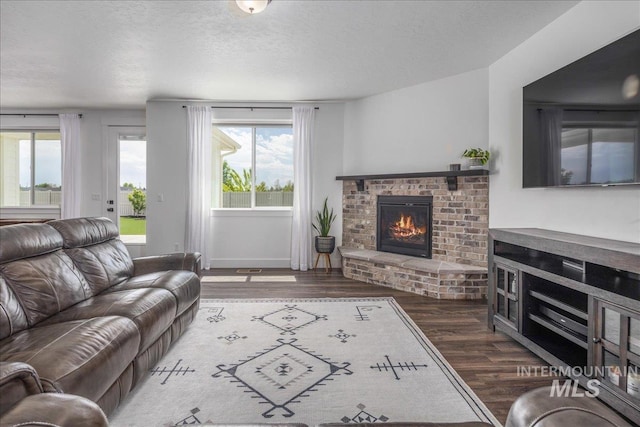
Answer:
[210,208,293,217]
[214,123,294,210]
[0,206,60,219]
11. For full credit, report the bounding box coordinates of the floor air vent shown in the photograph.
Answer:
[236,269,262,274]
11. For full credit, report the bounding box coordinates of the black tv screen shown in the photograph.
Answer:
[523,29,640,188]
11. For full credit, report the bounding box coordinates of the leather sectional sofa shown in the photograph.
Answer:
[0,217,201,426]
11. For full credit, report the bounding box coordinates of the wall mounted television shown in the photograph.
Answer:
[523,29,640,188]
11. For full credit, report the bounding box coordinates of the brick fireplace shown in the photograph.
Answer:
[338,172,489,299]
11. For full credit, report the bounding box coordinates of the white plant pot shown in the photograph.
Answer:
[467,158,485,170]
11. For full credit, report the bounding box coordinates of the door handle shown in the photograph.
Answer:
[107,208,114,212]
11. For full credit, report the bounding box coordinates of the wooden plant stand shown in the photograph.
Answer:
[314,253,332,273]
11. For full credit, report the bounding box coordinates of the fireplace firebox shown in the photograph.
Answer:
[376,195,432,258]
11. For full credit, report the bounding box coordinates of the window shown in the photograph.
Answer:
[213,125,293,208]
[0,131,62,207]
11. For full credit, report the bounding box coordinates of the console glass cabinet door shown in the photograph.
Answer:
[494,263,519,329]
[593,300,640,403]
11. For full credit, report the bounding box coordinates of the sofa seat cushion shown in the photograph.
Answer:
[38,288,177,353]
[0,316,139,401]
[103,270,200,316]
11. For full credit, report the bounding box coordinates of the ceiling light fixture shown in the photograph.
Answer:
[236,0,271,14]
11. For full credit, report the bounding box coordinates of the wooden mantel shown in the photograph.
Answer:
[336,169,489,191]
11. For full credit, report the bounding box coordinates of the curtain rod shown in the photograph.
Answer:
[0,113,83,118]
[182,106,318,110]
[536,108,636,112]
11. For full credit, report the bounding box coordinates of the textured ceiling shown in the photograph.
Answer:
[0,0,579,109]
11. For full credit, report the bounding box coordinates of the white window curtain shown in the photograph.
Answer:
[290,106,316,271]
[59,113,81,219]
[185,106,213,269]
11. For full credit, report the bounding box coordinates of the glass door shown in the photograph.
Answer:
[494,263,519,330]
[106,126,146,243]
[594,300,640,402]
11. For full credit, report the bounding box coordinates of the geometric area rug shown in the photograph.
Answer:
[109,298,501,426]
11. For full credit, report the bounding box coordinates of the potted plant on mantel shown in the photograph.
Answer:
[462,148,490,170]
[313,197,337,255]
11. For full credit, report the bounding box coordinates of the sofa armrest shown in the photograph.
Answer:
[132,252,201,277]
[0,362,44,415]
[0,393,108,427]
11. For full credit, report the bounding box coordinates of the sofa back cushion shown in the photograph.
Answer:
[48,217,134,295]
[0,223,61,264]
[0,224,92,339]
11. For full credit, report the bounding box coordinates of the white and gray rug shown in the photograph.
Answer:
[110,297,500,426]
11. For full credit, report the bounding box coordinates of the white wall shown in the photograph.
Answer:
[488,1,640,243]
[343,68,489,174]
[210,210,293,268]
[146,101,345,268]
[145,101,188,256]
[312,103,345,268]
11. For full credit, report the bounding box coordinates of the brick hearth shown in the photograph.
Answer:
[340,175,489,299]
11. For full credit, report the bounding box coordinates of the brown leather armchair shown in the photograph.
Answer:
[0,362,108,427]
[505,386,633,427]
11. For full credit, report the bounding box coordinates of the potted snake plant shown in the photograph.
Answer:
[313,197,337,254]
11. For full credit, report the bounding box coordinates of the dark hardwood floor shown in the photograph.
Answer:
[201,268,556,424]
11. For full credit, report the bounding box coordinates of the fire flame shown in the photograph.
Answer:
[389,214,426,239]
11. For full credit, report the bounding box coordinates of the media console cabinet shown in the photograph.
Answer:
[488,228,640,423]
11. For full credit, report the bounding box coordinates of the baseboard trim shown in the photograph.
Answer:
[210,258,291,268]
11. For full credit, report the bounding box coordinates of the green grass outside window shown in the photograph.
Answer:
[120,217,146,235]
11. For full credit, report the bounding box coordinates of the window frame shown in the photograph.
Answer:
[0,128,62,210]
[213,122,294,211]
